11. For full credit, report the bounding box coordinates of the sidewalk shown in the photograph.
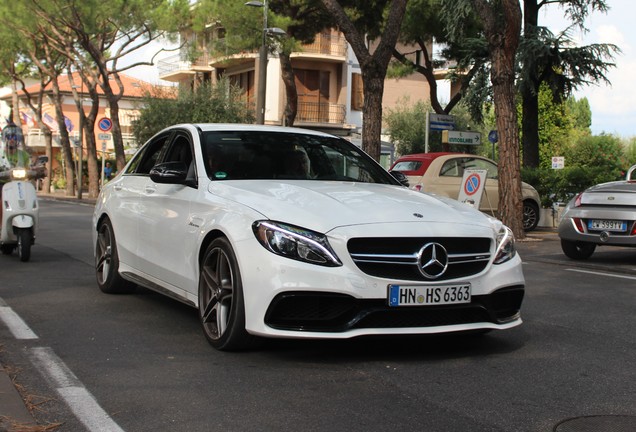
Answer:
[37,190,98,206]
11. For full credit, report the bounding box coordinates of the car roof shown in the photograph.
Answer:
[170,123,337,139]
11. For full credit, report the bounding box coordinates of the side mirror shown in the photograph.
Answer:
[150,161,188,184]
[390,170,410,187]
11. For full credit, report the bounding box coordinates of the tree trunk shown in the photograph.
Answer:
[521,0,540,168]
[279,52,298,126]
[475,0,524,238]
[320,0,407,162]
[362,71,385,161]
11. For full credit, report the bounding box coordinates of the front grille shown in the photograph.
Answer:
[347,237,492,281]
[264,287,524,332]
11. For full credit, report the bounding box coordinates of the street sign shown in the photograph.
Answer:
[429,113,456,131]
[98,117,113,132]
[488,130,498,143]
[458,169,488,208]
[98,133,111,141]
[442,130,482,145]
[552,156,565,169]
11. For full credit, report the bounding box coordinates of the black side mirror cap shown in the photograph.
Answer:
[390,170,410,187]
[150,161,188,184]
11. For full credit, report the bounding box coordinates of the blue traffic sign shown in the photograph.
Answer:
[98,117,113,132]
[488,130,498,143]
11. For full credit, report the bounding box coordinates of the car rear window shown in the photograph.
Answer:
[391,161,422,174]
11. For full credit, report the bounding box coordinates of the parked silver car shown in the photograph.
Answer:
[558,165,636,259]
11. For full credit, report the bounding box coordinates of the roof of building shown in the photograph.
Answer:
[3,72,158,100]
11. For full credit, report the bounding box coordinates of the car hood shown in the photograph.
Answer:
[208,180,497,233]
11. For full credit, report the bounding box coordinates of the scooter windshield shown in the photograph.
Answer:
[0,122,28,170]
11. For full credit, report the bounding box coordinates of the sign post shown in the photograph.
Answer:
[425,113,456,152]
[98,118,112,188]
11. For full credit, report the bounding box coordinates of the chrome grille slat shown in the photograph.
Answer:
[347,237,492,282]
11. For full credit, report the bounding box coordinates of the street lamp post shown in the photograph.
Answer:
[72,82,83,199]
[245,1,285,125]
[246,0,268,125]
[77,88,83,200]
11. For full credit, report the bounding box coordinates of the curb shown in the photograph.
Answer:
[0,364,36,430]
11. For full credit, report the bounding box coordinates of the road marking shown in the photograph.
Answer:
[30,347,125,432]
[566,268,636,281]
[0,306,39,339]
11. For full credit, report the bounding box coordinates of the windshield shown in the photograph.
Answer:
[201,131,398,185]
[0,122,29,170]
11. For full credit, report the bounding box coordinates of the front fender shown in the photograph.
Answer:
[12,214,34,229]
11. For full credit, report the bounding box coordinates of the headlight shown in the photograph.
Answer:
[11,168,27,180]
[252,221,342,267]
[494,226,516,264]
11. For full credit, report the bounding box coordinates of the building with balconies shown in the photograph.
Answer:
[157,20,456,168]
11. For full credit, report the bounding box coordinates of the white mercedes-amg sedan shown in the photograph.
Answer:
[93,124,525,351]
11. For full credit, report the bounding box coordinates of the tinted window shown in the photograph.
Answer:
[201,131,397,184]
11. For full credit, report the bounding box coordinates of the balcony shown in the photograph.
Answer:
[293,33,348,62]
[295,102,346,126]
[158,53,214,81]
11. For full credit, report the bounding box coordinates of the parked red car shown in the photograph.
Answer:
[390,152,541,231]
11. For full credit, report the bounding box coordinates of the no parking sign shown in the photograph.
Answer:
[458,169,488,208]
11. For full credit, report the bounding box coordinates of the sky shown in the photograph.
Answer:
[126,0,635,139]
[541,0,635,138]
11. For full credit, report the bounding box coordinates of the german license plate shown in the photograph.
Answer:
[588,219,627,232]
[388,284,471,307]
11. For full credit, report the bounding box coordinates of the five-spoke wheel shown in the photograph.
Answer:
[95,218,135,293]
[199,237,256,351]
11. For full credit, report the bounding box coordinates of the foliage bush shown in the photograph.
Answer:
[522,165,625,207]
[132,79,255,144]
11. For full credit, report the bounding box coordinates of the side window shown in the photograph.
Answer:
[475,159,498,179]
[164,133,193,167]
[129,133,172,175]
[440,159,461,177]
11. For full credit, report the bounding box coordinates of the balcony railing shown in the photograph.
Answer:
[296,102,346,125]
[158,52,213,76]
[300,33,347,57]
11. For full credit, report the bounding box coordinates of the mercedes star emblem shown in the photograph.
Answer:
[417,242,449,279]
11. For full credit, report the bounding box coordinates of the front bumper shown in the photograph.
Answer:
[237,225,525,339]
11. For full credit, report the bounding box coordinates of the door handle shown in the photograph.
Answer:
[144,186,156,194]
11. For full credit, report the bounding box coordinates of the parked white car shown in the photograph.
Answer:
[93,124,525,351]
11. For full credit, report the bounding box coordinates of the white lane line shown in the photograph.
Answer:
[29,347,125,432]
[565,268,636,281]
[0,306,39,339]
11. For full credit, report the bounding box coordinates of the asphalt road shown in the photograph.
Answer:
[0,199,635,431]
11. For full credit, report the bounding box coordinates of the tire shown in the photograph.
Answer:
[523,200,540,232]
[95,218,135,294]
[561,239,596,260]
[17,229,32,262]
[198,237,259,351]
[1,244,14,255]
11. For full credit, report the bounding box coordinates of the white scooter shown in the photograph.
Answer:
[0,122,39,262]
